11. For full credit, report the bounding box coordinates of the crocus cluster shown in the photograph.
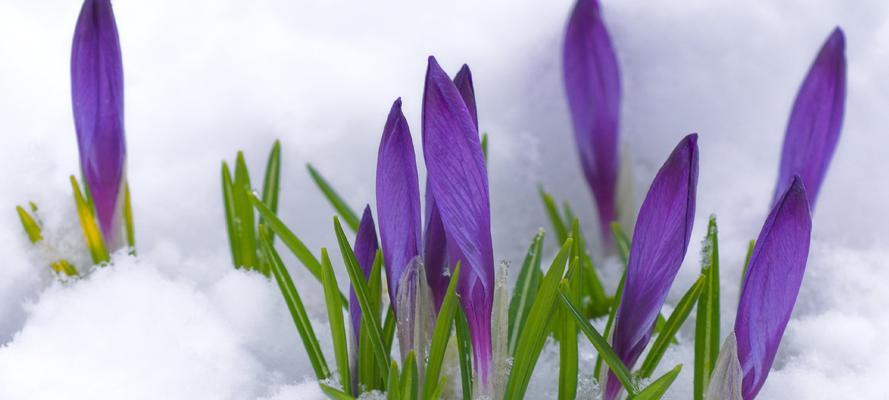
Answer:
[373,57,495,388]
[71,0,129,250]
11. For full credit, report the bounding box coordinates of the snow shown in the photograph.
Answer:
[1,0,888,399]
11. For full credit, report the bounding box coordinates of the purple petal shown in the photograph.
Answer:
[71,0,127,246]
[774,28,846,210]
[736,176,812,399]
[422,56,494,386]
[605,134,698,400]
[376,98,422,312]
[453,64,478,131]
[423,186,450,311]
[349,206,380,342]
[562,0,621,240]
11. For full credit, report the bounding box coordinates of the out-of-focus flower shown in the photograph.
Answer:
[349,206,380,342]
[563,0,621,241]
[774,28,846,210]
[422,56,495,389]
[71,0,127,248]
[707,176,812,400]
[605,134,699,400]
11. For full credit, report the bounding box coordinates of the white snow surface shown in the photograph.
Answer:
[1,0,888,399]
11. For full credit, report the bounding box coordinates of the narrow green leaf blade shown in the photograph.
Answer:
[639,275,705,378]
[423,264,462,400]
[632,364,682,400]
[611,222,631,267]
[307,164,360,232]
[320,383,356,400]
[222,162,241,266]
[123,182,136,255]
[539,187,569,244]
[504,238,572,400]
[387,360,401,400]
[321,249,352,395]
[559,283,637,396]
[260,140,282,242]
[16,205,43,243]
[455,307,474,400]
[234,152,258,270]
[694,216,721,400]
[559,259,580,400]
[261,232,329,379]
[334,217,389,379]
[508,230,545,355]
[400,351,418,400]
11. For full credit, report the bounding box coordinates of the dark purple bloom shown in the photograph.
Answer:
[736,176,812,399]
[376,99,423,313]
[605,134,698,400]
[774,28,846,210]
[563,0,621,241]
[422,56,495,387]
[71,0,127,248]
[349,206,380,342]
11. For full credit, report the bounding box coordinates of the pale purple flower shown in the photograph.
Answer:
[563,0,621,241]
[605,134,698,400]
[774,28,846,209]
[71,0,127,247]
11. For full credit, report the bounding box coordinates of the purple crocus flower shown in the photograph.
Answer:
[349,206,380,342]
[424,63,480,310]
[71,0,127,248]
[563,0,621,241]
[735,176,812,399]
[773,28,846,210]
[376,98,423,312]
[422,56,495,388]
[604,134,699,400]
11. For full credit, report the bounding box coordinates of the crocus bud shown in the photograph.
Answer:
[605,134,699,400]
[734,176,811,399]
[71,0,127,249]
[376,98,423,313]
[422,56,495,390]
[774,28,845,210]
[563,0,621,241]
[349,206,380,343]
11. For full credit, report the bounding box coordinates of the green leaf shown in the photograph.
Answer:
[504,238,572,400]
[631,364,682,400]
[334,217,390,379]
[387,360,401,400]
[639,275,705,378]
[611,222,631,267]
[250,193,349,307]
[741,239,755,285]
[307,164,360,232]
[455,306,474,400]
[222,162,241,266]
[695,216,721,400]
[260,140,282,243]
[481,132,489,164]
[538,186,569,244]
[382,305,397,356]
[261,232,329,379]
[423,263,462,400]
[70,175,109,264]
[559,258,581,400]
[16,205,43,243]
[400,351,419,400]
[122,182,135,255]
[596,268,626,379]
[508,230,544,355]
[234,152,258,271]
[321,249,352,396]
[570,219,608,317]
[320,383,356,400]
[558,283,637,396]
